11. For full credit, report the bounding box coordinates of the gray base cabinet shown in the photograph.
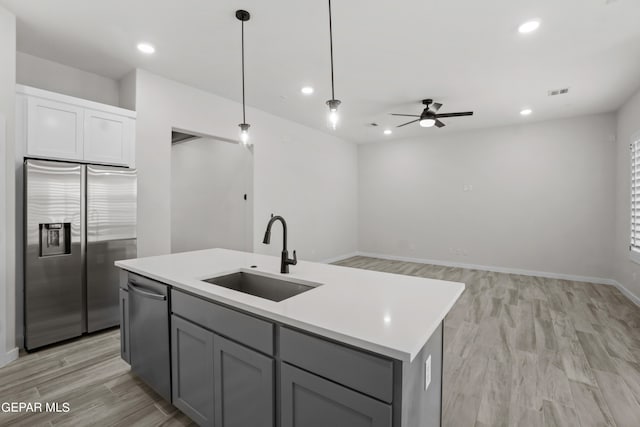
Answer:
[214,335,274,427]
[171,314,275,427]
[172,315,215,427]
[281,363,392,427]
[119,273,444,427]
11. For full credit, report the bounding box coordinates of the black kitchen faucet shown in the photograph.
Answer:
[262,215,297,274]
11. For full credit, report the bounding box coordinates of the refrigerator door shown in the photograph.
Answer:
[24,159,83,350]
[86,165,137,332]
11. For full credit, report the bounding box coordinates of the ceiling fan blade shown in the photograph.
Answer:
[430,103,443,113]
[435,112,474,118]
[390,113,420,117]
[397,119,419,128]
[435,120,445,128]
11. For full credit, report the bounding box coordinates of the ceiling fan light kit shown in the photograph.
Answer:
[419,118,436,128]
[391,99,473,129]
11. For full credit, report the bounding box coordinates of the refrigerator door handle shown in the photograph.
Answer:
[128,283,167,301]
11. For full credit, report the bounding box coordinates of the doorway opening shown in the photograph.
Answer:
[170,128,253,254]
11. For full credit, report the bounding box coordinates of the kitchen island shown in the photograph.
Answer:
[115,248,464,427]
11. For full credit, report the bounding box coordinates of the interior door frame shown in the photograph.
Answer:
[169,127,254,254]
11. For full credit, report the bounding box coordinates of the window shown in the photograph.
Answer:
[631,135,640,263]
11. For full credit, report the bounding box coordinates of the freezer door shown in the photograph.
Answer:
[86,165,137,332]
[24,159,83,350]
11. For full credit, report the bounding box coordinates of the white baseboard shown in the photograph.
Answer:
[0,347,18,368]
[355,251,616,284]
[354,251,640,307]
[322,250,640,307]
[320,252,360,264]
[609,280,640,307]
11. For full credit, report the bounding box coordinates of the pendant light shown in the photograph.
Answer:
[326,0,341,130]
[236,9,251,145]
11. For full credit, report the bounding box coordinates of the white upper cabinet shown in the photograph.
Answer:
[27,97,84,160]
[84,109,134,166]
[18,85,136,167]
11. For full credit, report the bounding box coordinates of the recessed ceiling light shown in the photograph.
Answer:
[520,108,533,116]
[384,129,392,135]
[137,42,155,54]
[518,20,540,34]
[301,86,314,95]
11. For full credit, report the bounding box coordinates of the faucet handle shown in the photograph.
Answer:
[290,250,298,265]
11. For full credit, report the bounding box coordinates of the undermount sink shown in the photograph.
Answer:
[202,271,320,302]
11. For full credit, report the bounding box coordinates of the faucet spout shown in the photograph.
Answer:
[262,215,296,273]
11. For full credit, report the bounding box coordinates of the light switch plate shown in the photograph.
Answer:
[425,355,431,390]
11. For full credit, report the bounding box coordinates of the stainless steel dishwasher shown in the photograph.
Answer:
[128,275,171,401]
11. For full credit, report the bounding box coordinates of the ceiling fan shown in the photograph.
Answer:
[390,99,474,128]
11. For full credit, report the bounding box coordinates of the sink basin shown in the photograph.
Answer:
[202,271,320,302]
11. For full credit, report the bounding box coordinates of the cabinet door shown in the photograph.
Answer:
[83,109,134,166]
[27,97,84,160]
[172,315,215,427]
[119,289,130,363]
[281,364,392,427]
[214,335,274,427]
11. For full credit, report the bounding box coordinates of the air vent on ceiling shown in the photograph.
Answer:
[548,88,570,96]
[171,131,201,145]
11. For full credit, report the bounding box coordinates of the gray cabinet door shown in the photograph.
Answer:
[281,363,392,427]
[213,335,274,427]
[171,315,215,427]
[119,289,130,363]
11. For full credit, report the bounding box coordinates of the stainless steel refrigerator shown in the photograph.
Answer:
[24,159,137,350]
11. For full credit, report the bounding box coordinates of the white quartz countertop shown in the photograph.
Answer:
[115,249,465,362]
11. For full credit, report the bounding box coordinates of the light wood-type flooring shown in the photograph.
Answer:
[335,256,640,427]
[1,256,640,426]
[0,329,194,426]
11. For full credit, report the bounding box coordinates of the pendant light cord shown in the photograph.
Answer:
[241,19,246,124]
[328,0,335,100]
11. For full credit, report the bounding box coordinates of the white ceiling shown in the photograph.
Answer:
[3,0,640,143]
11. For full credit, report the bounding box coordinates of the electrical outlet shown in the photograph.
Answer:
[425,355,431,390]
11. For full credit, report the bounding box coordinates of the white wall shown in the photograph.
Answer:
[16,52,120,107]
[171,137,253,254]
[613,87,640,303]
[358,114,617,280]
[136,69,358,261]
[0,5,17,366]
[118,70,136,111]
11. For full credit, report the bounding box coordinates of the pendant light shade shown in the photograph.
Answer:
[236,9,251,146]
[326,0,341,130]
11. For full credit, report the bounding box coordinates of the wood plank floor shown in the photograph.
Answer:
[334,256,640,427]
[0,330,194,427]
[1,256,639,426]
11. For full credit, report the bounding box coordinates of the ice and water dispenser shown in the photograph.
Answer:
[39,223,71,257]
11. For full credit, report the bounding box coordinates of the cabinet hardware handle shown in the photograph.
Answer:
[128,283,167,301]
